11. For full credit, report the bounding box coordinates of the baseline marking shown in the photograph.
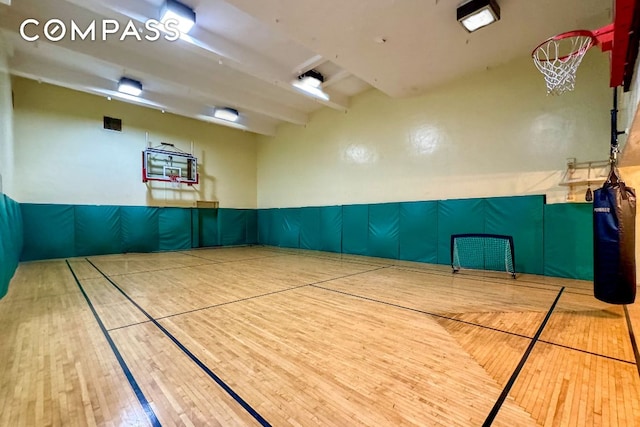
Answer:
[65,261,162,427]
[85,259,272,427]
[482,287,565,426]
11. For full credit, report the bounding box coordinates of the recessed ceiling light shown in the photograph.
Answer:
[117,77,143,97]
[292,70,330,101]
[213,107,239,122]
[457,0,500,33]
[160,0,196,34]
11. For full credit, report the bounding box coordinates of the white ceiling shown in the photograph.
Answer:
[0,0,612,135]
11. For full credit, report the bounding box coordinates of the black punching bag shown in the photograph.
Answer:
[593,169,636,304]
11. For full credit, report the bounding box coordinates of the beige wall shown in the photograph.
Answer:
[257,54,612,208]
[0,33,14,197]
[12,77,258,208]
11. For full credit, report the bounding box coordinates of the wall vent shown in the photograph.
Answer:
[103,116,122,131]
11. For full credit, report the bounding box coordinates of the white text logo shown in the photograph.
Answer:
[19,19,182,42]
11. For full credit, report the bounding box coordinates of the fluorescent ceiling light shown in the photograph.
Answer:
[457,0,500,33]
[292,80,330,101]
[118,77,142,97]
[161,0,196,34]
[292,70,330,101]
[213,107,239,122]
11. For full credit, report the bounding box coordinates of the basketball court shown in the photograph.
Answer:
[1,0,640,426]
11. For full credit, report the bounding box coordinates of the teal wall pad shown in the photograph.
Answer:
[21,204,75,261]
[544,203,594,280]
[255,196,592,279]
[257,209,272,247]
[0,194,24,299]
[368,203,400,259]
[280,208,301,248]
[319,206,342,253]
[219,209,252,246]
[75,205,123,256]
[12,197,595,282]
[198,208,219,247]
[342,204,369,255]
[299,207,322,250]
[437,198,485,264]
[21,204,257,262]
[121,207,160,253]
[398,201,438,263]
[485,196,545,275]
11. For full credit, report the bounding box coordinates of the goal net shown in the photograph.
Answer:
[451,234,516,278]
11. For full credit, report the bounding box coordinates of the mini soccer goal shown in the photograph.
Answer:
[450,234,516,278]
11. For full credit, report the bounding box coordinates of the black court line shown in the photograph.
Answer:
[106,262,217,277]
[482,287,564,427]
[154,265,390,321]
[389,264,593,297]
[311,284,533,340]
[537,339,636,365]
[623,305,640,377]
[260,246,593,293]
[177,250,290,263]
[108,320,153,332]
[312,278,630,364]
[65,261,162,427]
[260,247,394,269]
[85,258,272,427]
[156,284,311,321]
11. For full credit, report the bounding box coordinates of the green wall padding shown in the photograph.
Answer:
[0,194,23,298]
[219,208,247,246]
[399,201,438,263]
[75,205,123,256]
[198,208,219,247]
[544,203,593,280]
[21,204,75,261]
[159,208,192,251]
[280,208,301,248]
[437,198,485,265]
[121,206,160,253]
[258,209,272,246]
[269,209,284,247]
[343,204,369,255]
[485,196,545,274]
[191,209,200,248]
[368,203,399,259]
[300,207,322,250]
[319,206,342,253]
[246,210,258,244]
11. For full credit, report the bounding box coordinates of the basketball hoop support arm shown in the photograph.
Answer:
[610,87,626,164]
[593,24,615,52]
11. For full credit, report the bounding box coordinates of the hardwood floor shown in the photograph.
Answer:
[1,246,638,426]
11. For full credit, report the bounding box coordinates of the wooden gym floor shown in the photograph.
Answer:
[0,246,639,426]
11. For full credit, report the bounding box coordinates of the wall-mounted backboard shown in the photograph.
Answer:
[142,143,199,186]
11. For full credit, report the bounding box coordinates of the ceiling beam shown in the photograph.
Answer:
[10,53,278,135]
[52,0,349,110]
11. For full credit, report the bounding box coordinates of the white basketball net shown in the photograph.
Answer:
[533,34,594,95]
[169,174,181,189]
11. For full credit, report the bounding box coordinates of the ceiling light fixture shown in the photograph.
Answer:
[457,0,500,33]
[160,0,196,34]
[292,69,330,101]
[117,77,143,96]
[213,107,239,122]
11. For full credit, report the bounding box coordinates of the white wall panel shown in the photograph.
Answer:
[257,54,612,208]
[12,77,258,208]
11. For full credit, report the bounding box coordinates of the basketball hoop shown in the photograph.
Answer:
[169,174,181,188]
[532,30,596,95]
